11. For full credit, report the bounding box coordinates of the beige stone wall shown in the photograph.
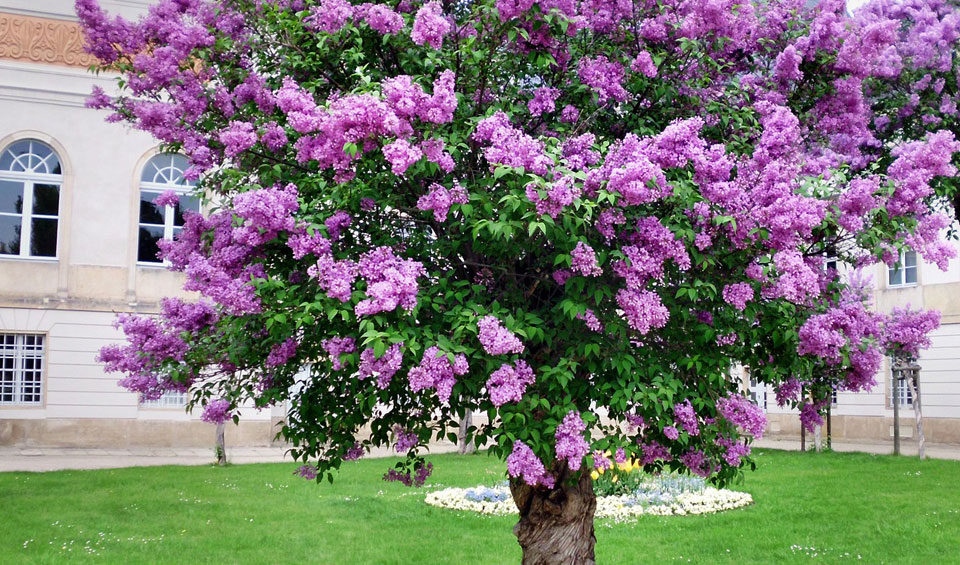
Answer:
[0,417,285,448]
[765,413,960,446]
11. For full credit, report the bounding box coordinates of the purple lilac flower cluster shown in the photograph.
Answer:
[355,247,426,317]
[554,411,590,471]
[592,450,612,471]
[411,2,451,49]
[715,436,752,467]
[472,111,553,176]
[525,177,580,219]
[324,211,352,239]
[722,283,754,311]
[383,461,433,487]
[883,307,941,360]
[358,343,404,388]
[616,289,669,335]
[321,336,356,371]
[266,338,298,367]
[200,398,233,424]
[578,56,628,104]
[570,242,603,277]
[408,346,469,402]
[679,449,716,478]
[486,360,535,406]
[596,208,625,241]
[716,394,767,438]
[97,314,191,400]
[477,315,525,355]
[507,440,554,488]
[343,443,365,461]
[799,400,827,433]
[576,309,602,332]
[393,425,419,452]
[527,86,560,116]
[417,182,469,222]
[640,441,671,465]
[630,51,658,77]
[296,464,319,480]
[673,399,700,436]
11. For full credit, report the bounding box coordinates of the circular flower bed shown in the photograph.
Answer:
[425,475,752,521]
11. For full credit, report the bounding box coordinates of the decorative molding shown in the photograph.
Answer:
[0,12,97,69]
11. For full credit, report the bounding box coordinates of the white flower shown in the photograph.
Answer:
[425,484,753,519]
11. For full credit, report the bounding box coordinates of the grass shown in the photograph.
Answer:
[3,449,959,564]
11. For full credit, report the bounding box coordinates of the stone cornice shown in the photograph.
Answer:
[0,12,97,69]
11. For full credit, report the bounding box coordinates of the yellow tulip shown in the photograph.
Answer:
[591,470,599,480]
[612,475,619,483]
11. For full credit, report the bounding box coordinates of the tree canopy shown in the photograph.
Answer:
[82,0,957,553]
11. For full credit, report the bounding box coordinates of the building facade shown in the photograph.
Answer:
[0,0,957,450]
[0,0,281,447]
[759,250,960,446]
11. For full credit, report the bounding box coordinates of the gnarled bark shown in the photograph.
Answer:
[510,465,597,565]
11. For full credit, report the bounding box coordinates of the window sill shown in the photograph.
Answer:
[0,255,57,263]
[886,283,918,289]
[136,262,172,269]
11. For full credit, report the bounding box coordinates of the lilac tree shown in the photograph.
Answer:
[81,0,958,561]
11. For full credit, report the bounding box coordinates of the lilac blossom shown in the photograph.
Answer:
[507,441,554,488]
[201,398,233,424]
[555,411,589,471]
[477,315,525,355]
[487,360,535,406]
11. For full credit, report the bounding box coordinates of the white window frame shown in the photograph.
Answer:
[891,373,913,407]
[137,154,198,265]
[0,333,45,406]
[140,390,188,409]
[887,250,918,287]
[0,140,62,259]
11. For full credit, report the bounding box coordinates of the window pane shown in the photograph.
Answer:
[32,184,59,215]
[174,194,199,226]
[904,250,917,268]
[30,218,57,256]
[888,267,902,286]
[905,266,918,285]
[139,192,166,224]
[0,180,24,214]
[0,215,22,255]
[138,226,165,263]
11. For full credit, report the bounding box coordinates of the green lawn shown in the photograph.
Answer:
[3,449,958,564]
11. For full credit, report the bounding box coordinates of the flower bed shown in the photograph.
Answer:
[425,475,753,522]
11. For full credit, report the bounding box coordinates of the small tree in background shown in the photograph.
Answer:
[885,307,941,460]
[81,0,957,561]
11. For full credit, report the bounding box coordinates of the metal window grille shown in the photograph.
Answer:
[892,373,914,407]
[0,333,44,405]
[140,390,188,408]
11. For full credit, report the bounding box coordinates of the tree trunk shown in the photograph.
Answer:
[458,409,475,455]
[814,424,822,453]
[510,466,597,565]
[215,422,227,466]
[893,376,901,456]
[911,374,926,461]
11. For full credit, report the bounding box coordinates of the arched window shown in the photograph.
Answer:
[137,153,199,264]
[0,140,63,258]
